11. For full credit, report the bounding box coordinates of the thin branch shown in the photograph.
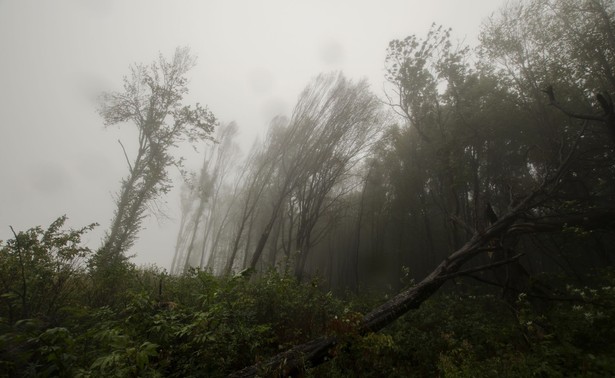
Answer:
[117,139,134,173]
[543,86,615,145]
[9,225,18,240]
[546,121,587,191]
[543,85,604,122]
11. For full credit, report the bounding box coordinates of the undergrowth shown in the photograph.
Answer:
[1,219,615,377]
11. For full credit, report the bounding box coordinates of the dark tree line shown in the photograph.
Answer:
[172,0,614,296]
[229,1,615,374]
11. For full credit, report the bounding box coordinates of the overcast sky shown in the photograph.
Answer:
[0,0,506,269]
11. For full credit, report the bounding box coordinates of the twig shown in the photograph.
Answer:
[543,86,615,145]
[542,85,604,123]
[118,139,134,173]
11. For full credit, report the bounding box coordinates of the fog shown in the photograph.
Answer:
[0,0,505,269]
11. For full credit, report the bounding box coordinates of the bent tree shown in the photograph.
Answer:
[231,1,615,375]
[231,114,615,376]
[238,73,381,277]
[171,122,241,274]
[92,47,217,279]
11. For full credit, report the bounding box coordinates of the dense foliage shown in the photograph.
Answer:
[1,220,615,376]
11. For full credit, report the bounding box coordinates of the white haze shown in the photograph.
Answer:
[0,0,505,269]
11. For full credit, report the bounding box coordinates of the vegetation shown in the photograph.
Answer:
[172,0,615,293]
[2,0,615,376]
[1,221,615,376]
[93,47,217,298]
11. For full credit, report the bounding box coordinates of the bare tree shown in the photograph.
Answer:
[219,119,288,275]
[170,122,240,273]
[170,179,198,274]
[244,73,382,276]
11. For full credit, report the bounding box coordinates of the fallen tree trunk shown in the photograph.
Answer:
[229,200,615,377]
[229,202,524,377]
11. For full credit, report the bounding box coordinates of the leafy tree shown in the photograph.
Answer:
[0,216,95,323]
[381,24,503,278]
[93,47,217,280]
[479,0,615,277]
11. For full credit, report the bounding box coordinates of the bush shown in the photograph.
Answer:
[0,216,95,324]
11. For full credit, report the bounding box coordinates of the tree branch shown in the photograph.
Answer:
[117,139,133,173]
[543,85,615,144]
[542,85,605,122]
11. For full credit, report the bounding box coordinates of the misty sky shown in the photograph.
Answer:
[0,0,506,269]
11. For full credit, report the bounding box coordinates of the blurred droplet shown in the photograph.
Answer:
[260,97,289,122]
[319,39,344,66]
[29,163,71,195]
[247,67,274,94]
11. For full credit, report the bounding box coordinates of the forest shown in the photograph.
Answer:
[1,0,615,376]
